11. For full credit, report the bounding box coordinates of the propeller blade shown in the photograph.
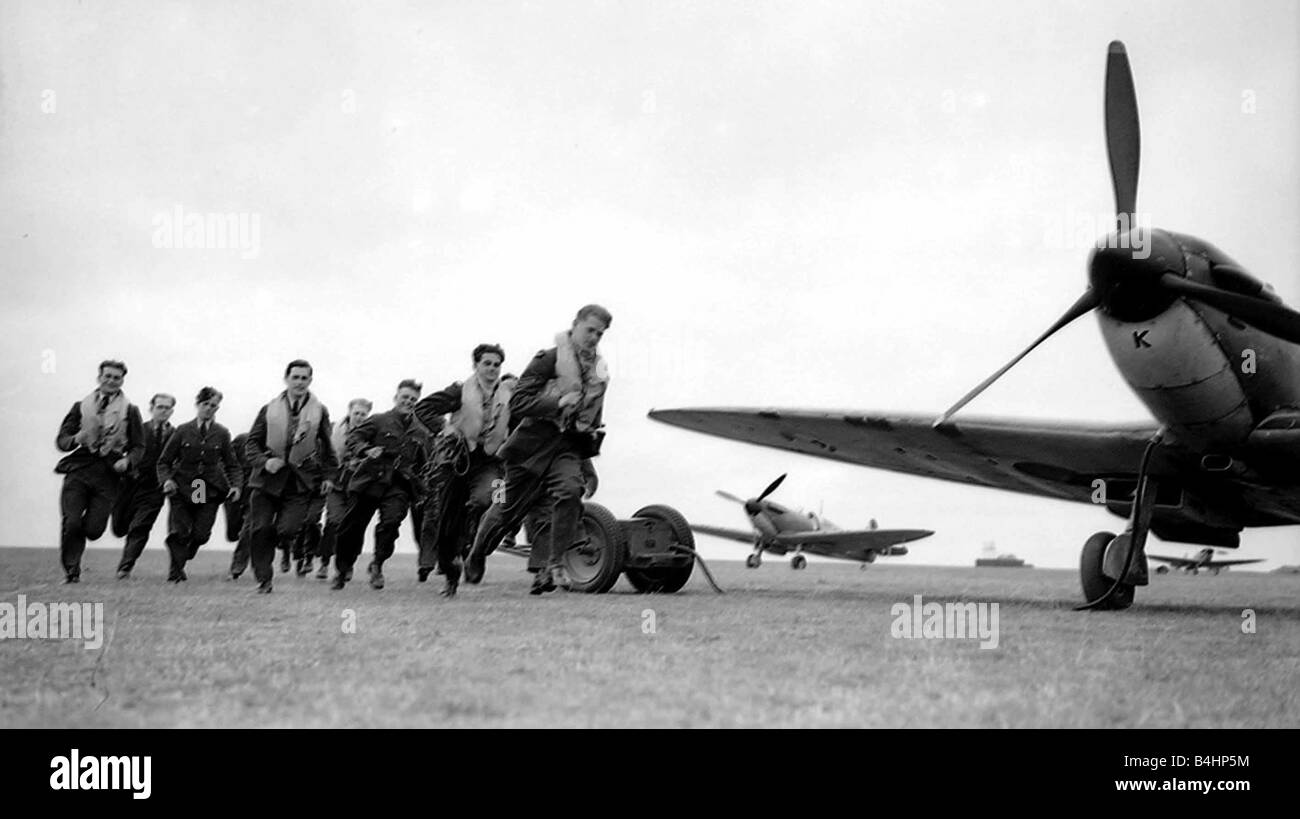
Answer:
[1104,40,1141,225]
[1210,264,1270,299]
[716,490,747,505]
[1159,274,1300,345]
[757,473,787,502]
[934,290,1100,426]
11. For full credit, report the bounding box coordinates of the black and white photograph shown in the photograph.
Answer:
[1,0,1296,771]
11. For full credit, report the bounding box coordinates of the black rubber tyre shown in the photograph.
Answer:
[560,502,626,594]
[745,553,761,569]
[625,504,696,593]
[1080,530,1134,610]
[791,554,807,570]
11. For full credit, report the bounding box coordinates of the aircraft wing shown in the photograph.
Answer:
[689,524,756,544]
[774,529,934,555]
[1149,554,1264,569]
[649,408,1160,506]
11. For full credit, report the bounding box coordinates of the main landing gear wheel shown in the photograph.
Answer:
[1079,531,1134,610]
[560,502,626,594]
[624,505,695,593]
[791,554,807,570]
[745,553,761,569]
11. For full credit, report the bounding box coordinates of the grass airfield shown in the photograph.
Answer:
[2,546,1296,728]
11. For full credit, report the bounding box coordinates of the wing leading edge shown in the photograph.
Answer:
[648,408,1159,505]
[1148,554,1264,568]
[775,529,934,552]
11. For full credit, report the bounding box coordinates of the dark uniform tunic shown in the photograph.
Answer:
[413,380,506,583]
[224,432,255,578]
[243,395,338,588]
[54,396,145,580]
[156,419,242,580]
[468,347,605,586]
[113,417,174,575]
[333,409,430,580]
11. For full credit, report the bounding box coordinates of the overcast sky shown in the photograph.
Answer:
[2,0,1297,571]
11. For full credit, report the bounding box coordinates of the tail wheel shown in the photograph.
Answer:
[561,502,626,594]
[625,505,696,593]
[1080,530,1134,610]
[791,554,807,570]
[745,553,761,569]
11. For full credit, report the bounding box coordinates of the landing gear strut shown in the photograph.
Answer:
[1076,437,1160,610]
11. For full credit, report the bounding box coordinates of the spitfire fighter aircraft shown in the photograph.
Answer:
[651,42,1300,610]
[691,474,933,570]
[1149,548,1263,576]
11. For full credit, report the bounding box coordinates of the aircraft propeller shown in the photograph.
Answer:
[935,41,1300,427]
[716,473,787,516]
[756,473,787,502]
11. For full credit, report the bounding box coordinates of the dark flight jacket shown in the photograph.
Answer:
[230,432,253,493]
[413,381,466,428]
[156,420,243,498]
[55,401,146,475]
[133,420,175,489]
[345,410,431,497]
[502,347,606,473]
[244,403,339,497]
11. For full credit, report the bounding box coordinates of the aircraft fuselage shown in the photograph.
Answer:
[749,502,837,537]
